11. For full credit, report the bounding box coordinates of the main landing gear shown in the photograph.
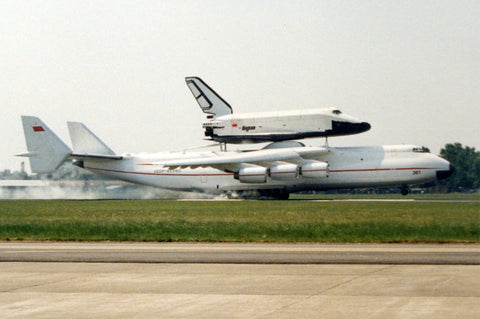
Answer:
[234,190,290,200]
[401,187,409,196]
[258,189,290,200]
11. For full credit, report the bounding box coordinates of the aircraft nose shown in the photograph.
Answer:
[331,121,371,136]
[360,122,371,132]
[349,121,371,134]
[436,164,455,180]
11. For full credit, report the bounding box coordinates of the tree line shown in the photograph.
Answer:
[438,143,480,192]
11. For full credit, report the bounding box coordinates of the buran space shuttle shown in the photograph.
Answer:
[186,77,371,144]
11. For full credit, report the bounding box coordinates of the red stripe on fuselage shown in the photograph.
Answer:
[85,166,233,177]
[85,166,437,178]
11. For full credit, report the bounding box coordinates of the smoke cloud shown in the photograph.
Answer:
[0,181,216,200]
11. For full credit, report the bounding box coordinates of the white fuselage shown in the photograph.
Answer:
[203,108,371,143]
[79,145,450,195]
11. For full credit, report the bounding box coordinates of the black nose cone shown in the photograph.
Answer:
[436,164,455,180]
[360,122,371,132]
[331,121,371,136]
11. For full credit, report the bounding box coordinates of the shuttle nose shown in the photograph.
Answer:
[436,164,455,180]
[331,121,371,136]
[359,122,371,132]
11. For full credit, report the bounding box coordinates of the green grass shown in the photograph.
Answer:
[0,200,478,243]
[290,192,480,200]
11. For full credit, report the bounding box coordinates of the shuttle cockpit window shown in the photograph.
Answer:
[332,109,342,115]
[413,146,430,153]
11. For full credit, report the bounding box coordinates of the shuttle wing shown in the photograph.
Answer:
[160,146,329,171]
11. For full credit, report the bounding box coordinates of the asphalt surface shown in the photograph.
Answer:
[1,242,479,264]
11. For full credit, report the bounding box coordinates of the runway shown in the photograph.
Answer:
[1,242,479,264]
[0,243,479,318]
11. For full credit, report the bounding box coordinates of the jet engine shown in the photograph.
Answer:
[270,163,299,181]
[300,162,329,178]
[235,166,268,183]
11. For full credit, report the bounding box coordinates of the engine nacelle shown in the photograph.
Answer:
[270,163,299,181]
[235,166,268,183]
[300,162,329,178]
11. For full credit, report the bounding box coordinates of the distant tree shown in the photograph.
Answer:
[475,152,480,188]
[439,143,480,191]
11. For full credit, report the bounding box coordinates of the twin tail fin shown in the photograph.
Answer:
[18,116,72,173]
[18,116,120,173]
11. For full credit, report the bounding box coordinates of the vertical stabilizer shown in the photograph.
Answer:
[185,77,233,117]
[18,116,72,173]
[67,122,116,155]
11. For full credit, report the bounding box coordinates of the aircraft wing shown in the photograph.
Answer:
[160,146,329,171]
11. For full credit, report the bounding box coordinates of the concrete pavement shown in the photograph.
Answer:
[0,243,479,318]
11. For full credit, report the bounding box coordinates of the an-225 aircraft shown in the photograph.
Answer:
[19,116,453,199]
[186,77,371,144]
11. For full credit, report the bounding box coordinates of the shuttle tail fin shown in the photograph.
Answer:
[185,77,233,117]
[18,116,72,173]
[67,122,116,156]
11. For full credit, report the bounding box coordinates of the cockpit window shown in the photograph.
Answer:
[332,109,342,115]
[413,146,430,153]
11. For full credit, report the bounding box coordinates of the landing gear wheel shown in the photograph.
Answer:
[258,190,290,200]
[401,187,409,196]
[277,192,290,200]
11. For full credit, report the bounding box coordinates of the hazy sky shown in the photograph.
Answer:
[1,1,479,172]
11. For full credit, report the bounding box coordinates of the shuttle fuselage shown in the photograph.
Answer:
[186,77,370,144]
[203,107,371,143]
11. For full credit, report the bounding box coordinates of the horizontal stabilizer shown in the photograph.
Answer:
[71,153,123,160]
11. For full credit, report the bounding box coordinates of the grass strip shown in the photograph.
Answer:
[0,200,478,243]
